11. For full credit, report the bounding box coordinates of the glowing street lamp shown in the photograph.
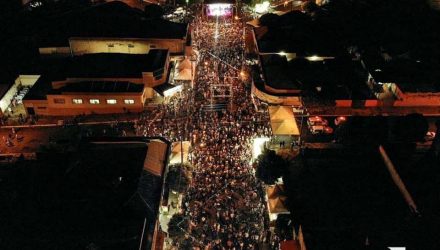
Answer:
[278,51,287,56]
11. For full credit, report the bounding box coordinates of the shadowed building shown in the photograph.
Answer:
[22,49,171,116]
[36,2,191,58]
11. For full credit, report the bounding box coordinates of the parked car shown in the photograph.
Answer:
[310,125,333,135]
[307,116,328,126]
[425,131,436,141]
[334,116,347,126]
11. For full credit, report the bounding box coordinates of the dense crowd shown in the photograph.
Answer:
[135,14,273,249]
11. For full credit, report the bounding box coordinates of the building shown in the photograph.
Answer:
[37,2,191,58]
[0,135,171,250]
[249,10,440,116]
[362,51,440,108]
[0,2,193,117]
[286,146,435,249]
[21,49,171,116]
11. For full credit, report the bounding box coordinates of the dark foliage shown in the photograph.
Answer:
[166,164,190,193]
[258,13,279,27]
[168,213,189,241]
[394,113,429,142]
[335,115,388,145]
[256,148,287,184]
[144,4,164,19]
[275,214,294,241]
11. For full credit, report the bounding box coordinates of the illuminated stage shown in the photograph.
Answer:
[207,3,233,17]
[203,0,236,18]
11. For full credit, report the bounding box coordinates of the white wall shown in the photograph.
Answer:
[0,75,41,112]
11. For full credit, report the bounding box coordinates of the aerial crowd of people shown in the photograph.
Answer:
[134,13,275,250]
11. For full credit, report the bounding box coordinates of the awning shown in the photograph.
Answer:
[153,83,176,96]
[144,140,169,176]
[269,106,300,135]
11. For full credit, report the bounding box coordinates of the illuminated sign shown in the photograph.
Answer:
[207,4,233,17]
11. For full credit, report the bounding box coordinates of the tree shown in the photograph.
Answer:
[275,214,294,241]
[256,148,287,184]
[144,4,164,19]
[302,1,319,15]
[429,119,440,159]
[166,164,190,193]
[168,213,189,242]
[394,113,428,142]
[335,116,387,145]
[258,13,279,27]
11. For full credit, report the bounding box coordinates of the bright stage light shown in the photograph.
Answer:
[252,137,270,160]
[207,4,233,17]
[255,1,270,14]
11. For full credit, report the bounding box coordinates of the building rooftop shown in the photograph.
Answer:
[288,147,426,249]
[37,1,188,47]
[53,81,144,94]
[256,11,344,56]
[0,137,170,250]
[260,54,373,100]
[24,50,168,100]
[66,50,168,78]
[363,54,440,93]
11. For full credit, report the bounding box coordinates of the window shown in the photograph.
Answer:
[72,98,83,104]
[124,99,135,104]
[54,98,65,104]
[106,99,117,104]
[89,99,100,104]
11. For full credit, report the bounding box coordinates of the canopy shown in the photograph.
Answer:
[174,68,192,81]
[175,59,193,81]
[268,197,289,214]
[269,106,300,135]
[177,58,192,70]
[267,184,286,199]
[266,184,289,214]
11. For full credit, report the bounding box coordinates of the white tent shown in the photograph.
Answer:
[177,58,192,70]
[268,106,300,135]
[175,68,192,81]
[174,59,193,81]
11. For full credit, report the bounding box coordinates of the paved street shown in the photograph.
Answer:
[135,13,273,249]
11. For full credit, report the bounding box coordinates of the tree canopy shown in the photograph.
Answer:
[168,213,189,242]
[166,163,191,193]
[256,148,287,184]
[144,4,164,19]
[394,113,428,142]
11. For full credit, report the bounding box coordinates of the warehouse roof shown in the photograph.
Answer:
[37,1,188,47]
[66,50,168,78]
[54,81,144,94]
